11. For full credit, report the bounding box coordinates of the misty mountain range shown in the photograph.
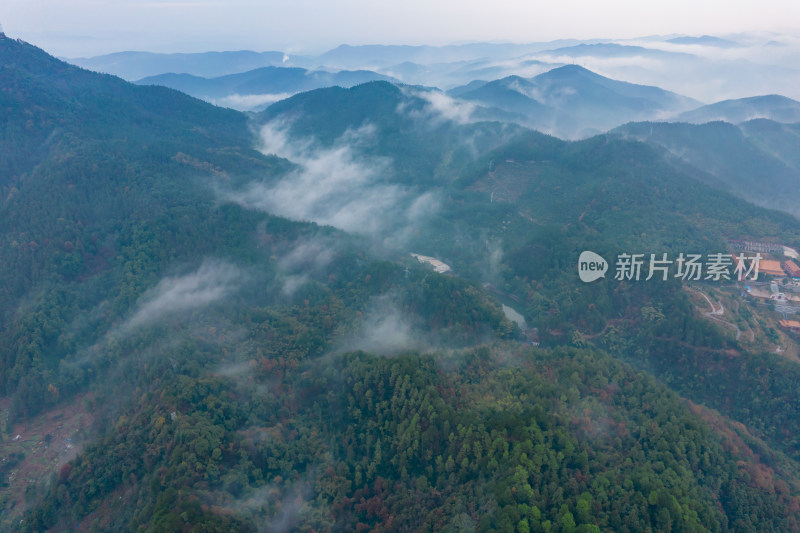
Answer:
[129,61,800,140]
[64,49,311,79]
[69,33,800,103]
[5,31,800,531]
[66,34,800,142]
[448,65,701,138]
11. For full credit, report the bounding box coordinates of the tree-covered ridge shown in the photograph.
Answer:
[1,196,517,419]
[0,45,523,525]
[0,35,282,413]
[22,347,800,532]
[611,120,800,216]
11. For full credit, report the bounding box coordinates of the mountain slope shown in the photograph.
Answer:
[740,119,800,168]
[0,36,284,299]
[1,36,283,405]
[613,120,800,215]
[0,35,260,173]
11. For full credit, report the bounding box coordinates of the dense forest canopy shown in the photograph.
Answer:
[2,35,800,532]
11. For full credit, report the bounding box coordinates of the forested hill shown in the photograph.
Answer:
[612,120,800,217]
[4,37,800,532]
[255,82,800,487]
[0,36,256,172]
[0,35,285,292]
[0,36,520,530]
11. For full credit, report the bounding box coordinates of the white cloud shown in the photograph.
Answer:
[278,238,336,272]
[125,260,244,330]
[345,297,421,355]
[272,237,338,296]
[533,53,668,74]
[221,122,438,238]
[211,93,294,111]
[278,274,310,297]
[413,90,478,124]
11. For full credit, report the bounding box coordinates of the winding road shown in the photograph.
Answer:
[689,287,751,342]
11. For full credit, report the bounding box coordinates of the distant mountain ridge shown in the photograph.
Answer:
[666,35,740,47]
[450,64,700,138]
[62,33,800,105]
[136,66,398,110]
[674,94,800,124]
[66,41,581,80]
[67,49,313,80]
[309,41,587,68]
[537,42,695,59]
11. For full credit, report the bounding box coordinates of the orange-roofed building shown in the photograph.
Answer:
[758,259,786,277]
[779,319,800,332]
[783,260,800,279]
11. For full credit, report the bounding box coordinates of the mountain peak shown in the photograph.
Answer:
[550,63,592,73]
[497,74,531,84]
[538,64,600,79]
[740,94,799,105]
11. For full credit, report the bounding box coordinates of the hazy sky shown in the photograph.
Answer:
[2,0,799,57]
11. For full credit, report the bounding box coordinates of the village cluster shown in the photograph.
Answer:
[728,240,800,332]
